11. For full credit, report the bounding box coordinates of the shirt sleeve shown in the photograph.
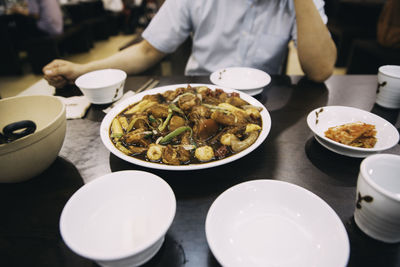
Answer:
[142,0,192,54]
[291,0,328,43]
[314,0,328,24]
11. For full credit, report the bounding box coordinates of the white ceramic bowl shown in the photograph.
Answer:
[59,171,176,267]
[377,65,400,109]
[0,95,66,182]
[205,180,350,267]
[354,154,400,243]
[100,84,271,171]
[210,67,271,96]
[307,106,399,158]
[75,69,127,104]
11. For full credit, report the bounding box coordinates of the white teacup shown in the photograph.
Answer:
[376,65,400,109]
[354,154,400,243]
[75,69,126,104]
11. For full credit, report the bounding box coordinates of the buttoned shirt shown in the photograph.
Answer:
[142,0,327,75]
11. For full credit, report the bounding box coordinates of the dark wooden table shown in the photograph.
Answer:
[1,75,399,267]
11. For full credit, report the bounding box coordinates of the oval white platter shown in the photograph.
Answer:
[100,84,271,170]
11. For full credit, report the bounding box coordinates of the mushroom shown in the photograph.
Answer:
[195,146,214,162]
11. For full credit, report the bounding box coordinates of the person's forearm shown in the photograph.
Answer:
[85,40,165,75]
[294,0,337,82]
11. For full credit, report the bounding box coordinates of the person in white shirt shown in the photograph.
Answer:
[102,0,123,12]
[10,0,63,36]
[43,0,336,87]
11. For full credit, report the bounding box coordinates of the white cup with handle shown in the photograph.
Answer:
[354,153,400,243]
[376,65,400,109]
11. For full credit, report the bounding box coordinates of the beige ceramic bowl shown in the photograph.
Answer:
[0,95,66,183]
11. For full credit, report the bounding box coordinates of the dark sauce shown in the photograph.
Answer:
[109,87,263,166]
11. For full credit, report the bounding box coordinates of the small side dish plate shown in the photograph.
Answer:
[210,67,271,96]
[307,106,399,157]
[205,180,350,267]
[314,135,366,158]
[100,84,271,171]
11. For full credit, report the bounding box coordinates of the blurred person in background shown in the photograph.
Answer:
[121,0,152,34]
[377,0,400,49]
[9,0,63,37]
[102,0,123,13]
[43,0,337,87]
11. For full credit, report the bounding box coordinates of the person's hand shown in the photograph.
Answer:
[43,59,87,88]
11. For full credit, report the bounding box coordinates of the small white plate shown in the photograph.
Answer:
[314,135,366,158]
[307,106,399,157]
[205,180,350,267]
[210,67,271,95]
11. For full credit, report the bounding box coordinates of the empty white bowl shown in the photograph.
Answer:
[206,180,350,267]
[59,171,176,267]
[75,69,127,104]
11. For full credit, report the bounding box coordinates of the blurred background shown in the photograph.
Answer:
[0,0,398,98]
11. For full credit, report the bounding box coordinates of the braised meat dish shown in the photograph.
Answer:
[324,122,377,148]
[109,85,263,165]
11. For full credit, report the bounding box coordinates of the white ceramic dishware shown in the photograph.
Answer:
[210,67,271,96]
[100,83,271,171]
[205,180,350,267]
[0,95,66,182]
[314,135,368,158]
[59,170,176,267]
[354,154,400,243]
[307,106,399,158]
[75,69,127,104]
[376,65,400,109]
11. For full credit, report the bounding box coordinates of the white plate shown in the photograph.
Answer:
[209,67,271,94]
[307,106,399,157]
[314,135,366,158]
[205,180,350,267]
[100,84,271,171]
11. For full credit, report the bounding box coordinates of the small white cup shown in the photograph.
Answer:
[354,154,400,243]
[75,69,127,104]
[376,65,400,109]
